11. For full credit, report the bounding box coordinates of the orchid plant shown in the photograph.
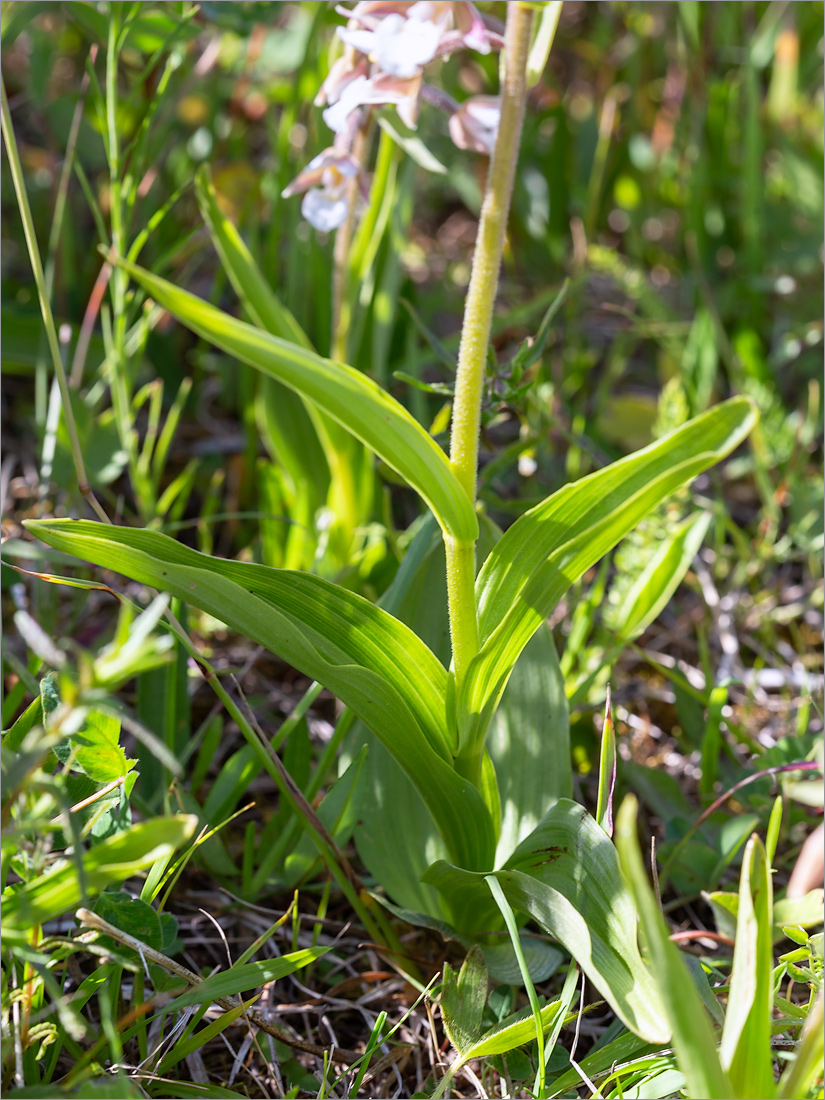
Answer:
[26,0,761,1069]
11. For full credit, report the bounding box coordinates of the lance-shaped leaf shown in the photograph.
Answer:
[108,256,478,546]
[27,520,496,872]
[720,834,775,1099]
[615,795,732,1097]
[424,799,671,1042]
[166,947,329,1011]
[458,398,756,749]
[609,510,712,641]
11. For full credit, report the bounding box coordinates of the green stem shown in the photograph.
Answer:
[331,123,370,362]
[106,5,144,509]
[445,3,534,703]
[0,76,110,524]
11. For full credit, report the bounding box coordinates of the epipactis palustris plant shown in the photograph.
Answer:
[28,0,757,1046]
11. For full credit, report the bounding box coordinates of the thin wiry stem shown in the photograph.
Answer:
[0,76,110,524]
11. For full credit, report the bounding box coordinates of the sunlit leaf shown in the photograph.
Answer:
[459,398,757,751]
[720,834,776,1099]
[615,795,732,1094]
[109,256,477,545]
[2,816,197,934]
[27,520,496,872]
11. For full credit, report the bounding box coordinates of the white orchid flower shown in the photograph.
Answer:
[338,9,443,79]
[281,149,364,232]
[322,71,422,132]
[314,53,369,108]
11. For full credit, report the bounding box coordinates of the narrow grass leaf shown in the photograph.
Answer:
[486,874,547,1097]
[596,687,616,836]
[719,834,776,1098]
[195,164,311,349]
[195,163,334,524]
[615,795,732,1097]
[166,947,328,1010]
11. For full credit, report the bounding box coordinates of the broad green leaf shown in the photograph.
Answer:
[73,711,136,784]
[440,945,488,1055]
[774,889,825,932]
[166,946,328,1010]
[488,622,571,867]
[720,834,776,1098]
[93,891,164,951]
[110,256,477,545]
[547,1030,660,1097]
[611,511,712,640]
[346,517,454,918]
[425,799,670,1041]
[461,398,757,749]
[615,795,732,1096]
[469,999,568,1059]
[27,520,496,872]
[2,815,197,933]
[375,895,560,984]
[346,515,502,920]
[707,887,824,941]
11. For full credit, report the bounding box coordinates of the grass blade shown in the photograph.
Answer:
[615,795,733,1097]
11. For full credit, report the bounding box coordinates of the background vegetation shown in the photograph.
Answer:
[2,2,823,1098]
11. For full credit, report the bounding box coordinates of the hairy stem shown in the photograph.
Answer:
[446,3,534,715]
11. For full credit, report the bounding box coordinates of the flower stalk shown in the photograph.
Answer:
[446,2,534,745]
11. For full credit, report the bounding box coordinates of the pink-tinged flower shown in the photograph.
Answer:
[448,95,500,154]
[322,71,422,132]
[453,1,492,53]
[314,53,369,108]
[281,149,364,232]
[338,8,443,79]
[344,1,417,20]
